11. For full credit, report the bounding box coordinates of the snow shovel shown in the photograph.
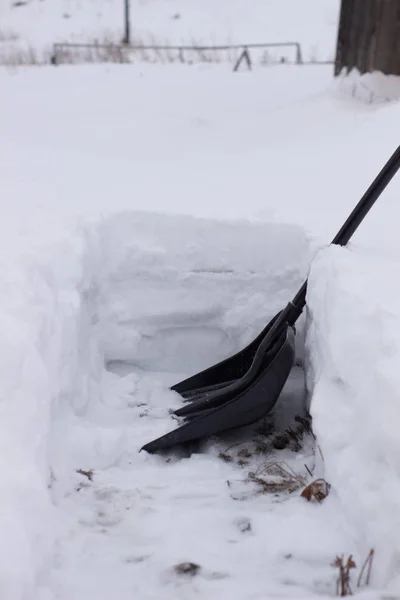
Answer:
[141,144,400,453]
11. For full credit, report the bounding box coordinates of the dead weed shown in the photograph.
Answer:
[331,549,374,596]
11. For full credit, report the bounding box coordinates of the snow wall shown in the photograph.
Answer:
[0,226,104,600]
[306,244,400,589]
[0,211,309,600]
[96,212,310,373]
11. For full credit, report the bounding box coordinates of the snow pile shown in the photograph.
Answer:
[338,70,400,104]
[0,227,105,600]
[307,244,400,589]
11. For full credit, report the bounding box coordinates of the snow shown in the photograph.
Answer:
[307,245,400,591]
[0,231,95,599]
[1,7,400,597]
[1,63,338,225]
[96,212,310,371]
[0,0,339,63]
[2,62,400,249]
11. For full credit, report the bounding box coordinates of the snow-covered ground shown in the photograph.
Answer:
[2,10,400,599]
[0,0,339,64]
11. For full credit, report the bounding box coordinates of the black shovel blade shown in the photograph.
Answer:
[172,312,282,398]
[140,325,295,453]
[174,316,286,418]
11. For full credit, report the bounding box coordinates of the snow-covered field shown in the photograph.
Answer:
[0,0,339,63]
[1,1,400,598]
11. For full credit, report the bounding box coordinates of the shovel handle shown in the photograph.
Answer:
[332,144,400,246]
[289,144,400,319]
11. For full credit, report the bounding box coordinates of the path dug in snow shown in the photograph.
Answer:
[2,63,400,599]
[42,213,354,600]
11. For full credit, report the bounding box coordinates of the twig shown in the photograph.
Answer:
[223,442,243,454]
[332,554,356,596]
[305,463,313,477]
[318,445,325,462]
[76,468,94,481]
[357,549,374,588]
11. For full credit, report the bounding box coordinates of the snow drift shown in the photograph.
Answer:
[0,228,104,599]
[307,244,400,589]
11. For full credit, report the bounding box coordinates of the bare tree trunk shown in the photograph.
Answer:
[335,0,400,76]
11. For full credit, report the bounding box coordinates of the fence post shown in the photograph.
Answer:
[122,0,131,44]
[233,47,252,72]
[51,44,58,65]
[295,43,303,64]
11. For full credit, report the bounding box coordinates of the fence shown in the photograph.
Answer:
[52,41,311,69]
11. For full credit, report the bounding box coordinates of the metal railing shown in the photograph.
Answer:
[52,41,308,70]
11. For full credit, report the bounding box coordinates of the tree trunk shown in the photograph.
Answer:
[335,0,400,76]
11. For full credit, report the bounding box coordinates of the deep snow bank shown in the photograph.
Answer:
[0,226,105,600]
[306,244,400,589]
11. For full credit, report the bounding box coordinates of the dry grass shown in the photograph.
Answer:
[271,413,316,451]
[331,550,374,596]
[0,29,19,42]
[217,412,315,467]
[219,451,234,463]
[247,460,308,495]
[332,555,356,597]
[0,40,59,66]
[0,32,307,68]
[218,411,325,501]
[0,45,42,66]
[357,549,374,589]
[51,40,237,67]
